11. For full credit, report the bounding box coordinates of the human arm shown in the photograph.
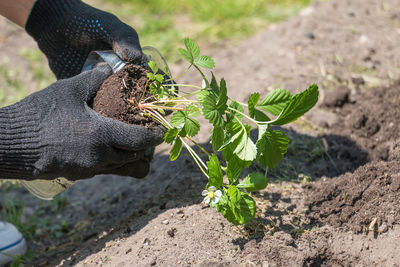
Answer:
[0,64,164,181]
[0,0,35,27]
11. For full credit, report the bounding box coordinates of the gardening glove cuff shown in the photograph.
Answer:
[0,101,41,180]
[25,0,143,79]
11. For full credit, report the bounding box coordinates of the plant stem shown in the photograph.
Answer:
[181,138,209,178]
[193,64,210,88]
[186,136,211,157]
[227,107,259,125]
[145,109,171,128]
[174,90,202,99]
[165,64,192,82]
[144,108,209,178]
[163,84,203,90]
[141,104,193,111]
[148,99,198,105]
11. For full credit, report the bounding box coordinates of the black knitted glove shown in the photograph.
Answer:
[25,0,143,79]
[0,64,164,181]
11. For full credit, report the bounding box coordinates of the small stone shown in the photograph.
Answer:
[378,223,388,233]
[125,248,132,254]
[143,238,151,245]
[167,227,177,237]
[150,256,157,266]
[322,86,350,108]
[368,217,378,232]
[352,76,365,86]
[304,31,315,40]
[162,219,169,225]
[177,209,184,214]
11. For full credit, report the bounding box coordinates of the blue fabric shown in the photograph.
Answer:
[0,237,24,252]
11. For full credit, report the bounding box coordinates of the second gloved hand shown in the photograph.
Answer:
[0,64,164,181]
[25,0,144,79]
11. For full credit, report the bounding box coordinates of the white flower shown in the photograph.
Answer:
[202,186,222,206]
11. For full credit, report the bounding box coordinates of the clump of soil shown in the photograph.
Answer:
[304,161,400,233]
[304,81,400,233]
[92,64,156,127]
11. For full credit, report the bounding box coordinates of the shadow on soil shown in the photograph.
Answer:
[30,128,368,266]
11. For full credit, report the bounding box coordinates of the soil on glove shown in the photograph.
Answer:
[92,64,156,128]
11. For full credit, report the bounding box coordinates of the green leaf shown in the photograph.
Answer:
[195,55,215,69]
[271,84,319,125]
[228,185,241,205]
[207,154,223,187]
[171,111,200,137]
[232,130,257,161]
[254,110,270,122]
[237,173,268,192]
[183,38,200,62]
[184,117,200,137]
[257,89,292,116]
[164,128,179,144]
[257,124,269,141]
[236,193,256,224]
[178,48,192,63]
[148,60,158,74]
[196,90,208,102]
[256,130,289,169]
[170,138,182,161]
[226,155,244,184]
[227,101,244,122]
[155,74,164,83]
[147,72,155,81]
[211,126,224,150]
[248,93,260,118]
[187,105,201,117]
[218,124,243,151]
[216,78,228,112]
[219,193,256,225]
[201,91,225,127]
[149,82,164,99]
[226,121,242,135]
[170,111,186,128]
[209,73,219,95]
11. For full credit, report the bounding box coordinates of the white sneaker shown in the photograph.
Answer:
[0,221,27,266]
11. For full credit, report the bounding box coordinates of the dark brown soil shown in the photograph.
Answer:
[305,161,400,233]
[304,81,400,234]
[92,64,156,127]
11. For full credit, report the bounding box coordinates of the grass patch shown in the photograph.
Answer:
[19,48,55,89]
[99,0,311,61]
[0,64,26,107]
[1,195,70,241]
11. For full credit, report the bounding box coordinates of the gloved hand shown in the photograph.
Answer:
[25,0,144,79]
[0,64,164,181]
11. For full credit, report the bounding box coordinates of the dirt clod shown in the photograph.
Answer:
[322,85,350,108]
[92,64,156,128]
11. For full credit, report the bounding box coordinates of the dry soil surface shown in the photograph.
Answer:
[1,0,400,266]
